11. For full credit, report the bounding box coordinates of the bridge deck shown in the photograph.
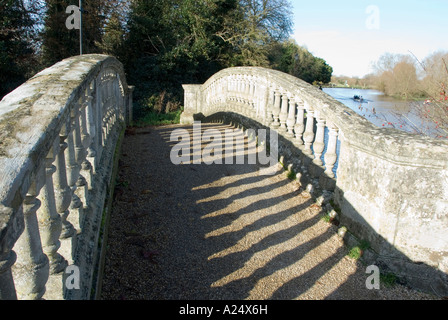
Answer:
[99,123,432,300]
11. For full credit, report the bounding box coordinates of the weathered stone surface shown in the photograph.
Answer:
[0,54,132,299]
[181,66,448,295]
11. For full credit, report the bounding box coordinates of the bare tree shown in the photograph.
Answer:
[216,0,293,66]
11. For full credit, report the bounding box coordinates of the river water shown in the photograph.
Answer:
[322,87,442,138]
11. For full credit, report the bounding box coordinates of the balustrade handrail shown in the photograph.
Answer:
[195,66,448,167]
[0,54,133,299]
[181,66,448,296]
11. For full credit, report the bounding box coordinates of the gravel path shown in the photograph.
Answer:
[99,123,437,300]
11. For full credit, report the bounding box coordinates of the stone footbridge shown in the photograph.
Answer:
[0,55,447,300]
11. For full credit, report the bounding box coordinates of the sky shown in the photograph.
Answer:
[290,0,448,78]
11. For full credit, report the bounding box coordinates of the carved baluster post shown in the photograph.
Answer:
[286,96,296,137]
[65,110,82,233]
[37,140,68,274]
[294,98,306,147]
[312,112,326,166]
[279,93,289,132]
[0,205,20,300]
[54,123,77,265]
[248,77,255,117]
[303,107,315,155]
[80,94,93,204]
[94,75,104,161]
[72,100,89,217]
[85,82,98,175]
[323,122,339,178]
[12,166,50,300]
[271,89,281,128]
[257,78,266,123]
[264,85,275,126]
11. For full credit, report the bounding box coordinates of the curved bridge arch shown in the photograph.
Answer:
[0,54,133,300]
[181,66,448,295]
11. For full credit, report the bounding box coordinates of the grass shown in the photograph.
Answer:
[380,272,398,288]
[321,213,332,223]
[286,169,297,180]
[134,109,182,127]
[347,239,371,260]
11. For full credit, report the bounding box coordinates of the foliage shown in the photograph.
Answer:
[369,51,448,137]
[380,272,397,288]
[1,0,334,125]
[269,40,333,85]
[40,0,106,67]
[0,0,41,99]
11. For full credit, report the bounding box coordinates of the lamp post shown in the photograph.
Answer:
[79,0,83,55]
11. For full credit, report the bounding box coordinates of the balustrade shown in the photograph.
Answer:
[0,54,133,299]
[181,66,448,296]
[183,68,344,188]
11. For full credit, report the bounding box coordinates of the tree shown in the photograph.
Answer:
[216,0,293,66]
[41,0,105,66]
[421,51,448,98]
[388,60,420,99]
[96,12,125,58]
[0,0,41,99]
[123,0,241,105]
[372,53,421,99]
[268,40,333,84]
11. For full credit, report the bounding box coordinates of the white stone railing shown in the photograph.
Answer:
[0,54,133,300]
[181,67,448,296]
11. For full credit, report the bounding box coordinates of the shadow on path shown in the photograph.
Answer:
[100,123,437,300]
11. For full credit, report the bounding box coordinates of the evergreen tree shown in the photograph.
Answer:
[0,0,40,99]
[96,12,125,58]
[41,0,105,66]
[269,40,333,84]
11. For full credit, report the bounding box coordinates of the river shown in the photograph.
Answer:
[322,87,442,138]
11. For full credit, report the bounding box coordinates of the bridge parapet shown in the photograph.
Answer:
[0,54,133,299]
[182,67,448,296]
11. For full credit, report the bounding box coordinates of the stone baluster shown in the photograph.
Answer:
[264,85,275,126]
[12,166,50,300]
[80,94,94,200]
[228,75,234,101]
[55,123,76,239]
[236,75,242,103]
[65,112,82,233]
[244,76,250,102]
[85,82,98,175]
[294,98,306,147]
[312,112,326,166]
[279,93,289,132]
[70,104,88,225]
[271,89,281,128]
[0,206,19,300]
[254,79,263,119]
[73,101,89,214]
[286,96,296,137]
[102,80,109,141]
[37,141,68,275]
[324,121,339,178]
[53,124,77,266]
[303,107,315,155]
[248,77,255,117]
[94,76,104,161]
[232,75,238,102]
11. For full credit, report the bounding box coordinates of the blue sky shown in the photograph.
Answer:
[290,0,448,77]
